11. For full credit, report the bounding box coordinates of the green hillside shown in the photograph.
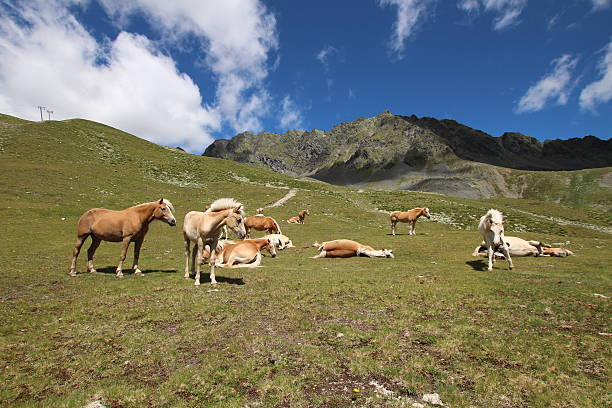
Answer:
[0,113,610,407]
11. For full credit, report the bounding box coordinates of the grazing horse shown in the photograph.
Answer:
[69,198,176,278]
[478,209,513,271]
[204,238,275,269]
[287,209,309,224]
[312,239,394,259]
[244,216,282,237]
[473,236,549,258]
[390,207,430,235]
[183,198,246,285]
[262,234,295,250]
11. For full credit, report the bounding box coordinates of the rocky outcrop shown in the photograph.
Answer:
[203,111,612,198]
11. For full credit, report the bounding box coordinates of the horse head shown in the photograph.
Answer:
[423,207,431,219]
[155,198,176,226]
[225,205,246,239]
[265,238,277,258]
[382,249,394,258]
[488,215,505,246]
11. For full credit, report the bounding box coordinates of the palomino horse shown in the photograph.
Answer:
[287,209,309,224]
[204,238,275,268]
[262,234,295,250]
[543,247,574,257]
[473,236,549,258]
[183,198,246,285]
[244,216,282,237]
[69,198,176,278]
[312,239,394,258]
[478,209,513,271]
[390,207,430,235]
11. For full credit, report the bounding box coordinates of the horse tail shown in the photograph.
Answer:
[272,218,282,234]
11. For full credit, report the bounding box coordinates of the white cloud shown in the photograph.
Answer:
[580,39,612,112]
[97,0,279,136]
[316,45,338,72]
[278,95,304,130]
[378,0,434,58]
[591,0,612,10]
[458,0,480,14]
[457,0,527,30]
[516,54,578,113]
[0,0,218,152]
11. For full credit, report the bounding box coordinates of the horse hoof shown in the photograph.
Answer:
[69,272,77,277]
[194,281,200,286]
[116,274,124,279]
[134,270,143,275]
[88,269,97,274]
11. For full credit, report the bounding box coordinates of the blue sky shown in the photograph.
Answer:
[0,0,611,152]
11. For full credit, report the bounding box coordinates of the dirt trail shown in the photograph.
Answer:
[513,209,612,235]
[265,189,297,208]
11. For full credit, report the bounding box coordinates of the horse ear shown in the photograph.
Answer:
[234,205,243,213]
[502,216,507,223]
[159,198,164,204]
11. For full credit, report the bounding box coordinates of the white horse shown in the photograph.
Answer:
[183,198,246,285]
[472,236,548,258]
[477,209,513,271]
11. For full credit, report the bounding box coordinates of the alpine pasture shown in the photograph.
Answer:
[0,114,610,407]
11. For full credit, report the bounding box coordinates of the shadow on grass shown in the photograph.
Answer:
[186,274,245,285]
[94,267,177,275]
[465,260,488,271]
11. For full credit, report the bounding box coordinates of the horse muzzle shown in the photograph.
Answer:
[168,219,177,226]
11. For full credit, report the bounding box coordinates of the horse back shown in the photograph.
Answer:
[78,208,127,241]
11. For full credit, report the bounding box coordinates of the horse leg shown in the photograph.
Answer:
[410,221,416,235]
[115,237,131,278]
[487,246,494,271]
[501,240,514,270]
[391,220,396,236]
[209,245,218,285]
[195,237,203,286]
[311,250,326,259]
[132,238,144,275]
[69,234,88,276]
[86,236,101,273]
[184,238,191,278]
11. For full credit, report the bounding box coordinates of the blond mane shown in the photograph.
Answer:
[207,198,245,216]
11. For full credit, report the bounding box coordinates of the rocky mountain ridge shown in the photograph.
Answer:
[203,111,612,198]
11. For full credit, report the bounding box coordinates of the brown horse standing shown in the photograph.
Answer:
[390,207,430,236]
[69,199,176,278]
[244,216,282,237]
[287,209,309,224]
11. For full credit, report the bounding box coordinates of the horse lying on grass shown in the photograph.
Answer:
[473,237,574,258]
[311,239,394,258]
[202,238,275,268]
[472,236,550,257]
[262,234,295,250]
[390,207,430,235]
[183,198,246,285]
[288,209,309,224]
[244,215,282,237]
[478,209,513,271]
[70,198,176,278]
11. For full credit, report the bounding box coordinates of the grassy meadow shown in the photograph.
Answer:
[0,114,610,407]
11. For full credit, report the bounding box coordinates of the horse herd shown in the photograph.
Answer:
[69,198,573,285]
